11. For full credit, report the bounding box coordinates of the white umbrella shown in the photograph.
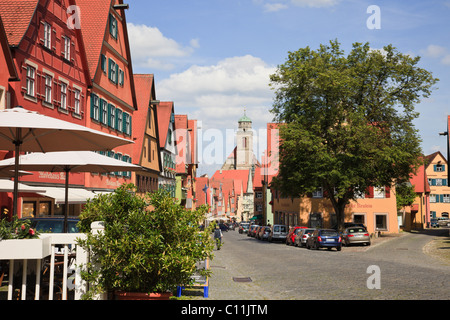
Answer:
[0,151,145,232]
[0,107,133,217]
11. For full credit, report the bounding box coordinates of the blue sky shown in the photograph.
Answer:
[126,0,450,175]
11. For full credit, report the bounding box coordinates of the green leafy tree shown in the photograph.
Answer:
[270,40,438,231]
[395,183,417,211]
[77,184,214,299]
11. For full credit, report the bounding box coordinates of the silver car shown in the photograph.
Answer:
[437,218,450,227]
[294,228,315,247]
[268,224,288,242]
[341,227,371,246]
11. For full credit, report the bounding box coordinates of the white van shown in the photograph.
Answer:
[268,224,288,242]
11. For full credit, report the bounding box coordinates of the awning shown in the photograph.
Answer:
[0,179,45,193]
[249,215,263,221]
[36,187,98,204]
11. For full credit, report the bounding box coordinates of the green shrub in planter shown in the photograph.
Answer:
[77,184,214,300]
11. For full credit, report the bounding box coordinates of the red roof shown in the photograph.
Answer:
[0,0,38,46]
[132,74,154,161]
[409,164,430,194]
[157,101,174,148]
[212,169,251,194]
[75,0,111,76]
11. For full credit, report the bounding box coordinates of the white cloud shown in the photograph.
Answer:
[263,3,288,12]
[157,55,276,131]
[127,23,198,70]
[255,0,338,12]
[421,44,450,65]
[290,0,339,7]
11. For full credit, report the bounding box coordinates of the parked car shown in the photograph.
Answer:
[286,226,307,245]
[268,224,288,242]
[437,217,450,227]
[254,226,263,239]
[248,225,259,237]
[294,228,315,247]
[306,229,342,251]
[21,217,80,233]
[257,226,271,241]
[430,218,439,228]
[341,227,371,246]
[239,223,250,234]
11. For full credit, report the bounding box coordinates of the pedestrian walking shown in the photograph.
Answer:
[214,225,223,250]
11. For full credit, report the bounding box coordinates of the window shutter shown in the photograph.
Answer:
[443,179,448,187]
[39,20,45,44]
[434,165,437,172]
[385,186,390,198]
[440,194,444,203]
[431,179,436,186]
[90,93,96,119]
[108,58,112,80]
[128,115,132,136]
[101,54,106,73]
[122,113,128,134]
[443,165,446,172]
[107,103,112,127]
[115,64,119,84]
[366,187,374,198]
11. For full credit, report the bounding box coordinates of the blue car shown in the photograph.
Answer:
[306,229,342,251]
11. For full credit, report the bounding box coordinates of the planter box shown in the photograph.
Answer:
[0,235,52,260]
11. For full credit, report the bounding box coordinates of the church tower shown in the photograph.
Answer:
[236,110,254,170]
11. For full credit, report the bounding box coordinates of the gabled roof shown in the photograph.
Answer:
[132,74,157,162]
[0,0,39,46]
[157,101,174,148]
[75,0,111,76]
[409,164,430,194]
[212,169,251,194]
[0,15,18,80]
[424,151,447,167]
[76,0,137,110]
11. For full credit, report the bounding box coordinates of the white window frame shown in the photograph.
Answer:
[374,187,385,199]
[63,36,71,61]
[26,66,36,97]
[44,75,52,104]
[92,94,99,120]
[60,82,67,110]
[443,194,450,203]
[74,89,81,114]
[312,187,323,198]
[44,22,51,49]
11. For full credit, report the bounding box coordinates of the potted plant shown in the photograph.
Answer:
[77,184,214,300]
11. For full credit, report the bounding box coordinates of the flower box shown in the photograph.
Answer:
[0,235,52,260]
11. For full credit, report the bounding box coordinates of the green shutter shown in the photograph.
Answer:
[108,59,112,81]
[434,165,437,172]
[101,54,106,73]
[90,93,96,119]
[115,64,119,84]
[107,104,111,127]
[128,115,132,136]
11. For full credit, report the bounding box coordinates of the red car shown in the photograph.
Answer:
[286,226,307,245]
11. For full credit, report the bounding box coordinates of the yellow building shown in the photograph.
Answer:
[426,151,450,220]
[272,186,399,235]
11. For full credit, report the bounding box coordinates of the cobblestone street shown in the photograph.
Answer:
[179,228,450,300]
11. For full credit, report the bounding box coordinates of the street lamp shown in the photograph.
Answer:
[439,127,449,182]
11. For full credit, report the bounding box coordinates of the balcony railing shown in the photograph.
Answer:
[0,233,88,300]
